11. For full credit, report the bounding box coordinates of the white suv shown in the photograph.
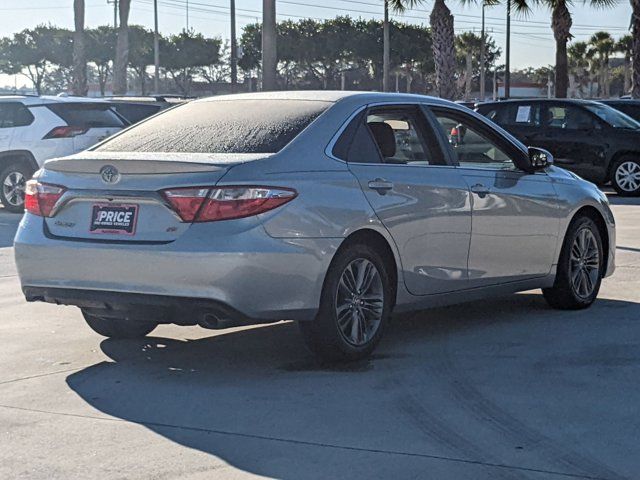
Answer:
[0,95,127,212]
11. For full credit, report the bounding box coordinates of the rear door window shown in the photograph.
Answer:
[543,104,597,130]
[0,103,34,128]
[96,99,330,154]
[47,103,126,128]
[502,103,540,127]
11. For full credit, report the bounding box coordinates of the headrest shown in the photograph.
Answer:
[368,122,396,158]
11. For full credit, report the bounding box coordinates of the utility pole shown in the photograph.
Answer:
[480,2,486,101]
[230,0,238,92]
[505,0,511,99]
[261,0,277,91]
[153,0,160,94]
[109,0,118,28]
[186,0,189,30]
[383,0,390,92]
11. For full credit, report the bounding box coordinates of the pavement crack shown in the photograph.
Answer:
[0,403,615,480]
[0,367,83,386]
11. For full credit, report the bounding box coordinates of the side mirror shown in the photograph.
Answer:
[528,147,554,170]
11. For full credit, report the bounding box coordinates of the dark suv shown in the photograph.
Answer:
[476,99,640,196]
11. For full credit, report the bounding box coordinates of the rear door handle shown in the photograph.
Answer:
[368,179,394,195]
[470,183,491,198]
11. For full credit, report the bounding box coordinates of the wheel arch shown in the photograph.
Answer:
[332,228,399,308]
[0,150,39,173]
[566,206,610,275]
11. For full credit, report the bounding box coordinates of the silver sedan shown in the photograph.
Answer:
[14,91,616,361]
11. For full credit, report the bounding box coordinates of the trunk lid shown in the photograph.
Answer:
[41,152,269,242]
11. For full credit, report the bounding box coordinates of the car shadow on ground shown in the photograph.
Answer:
[65,293,640,479]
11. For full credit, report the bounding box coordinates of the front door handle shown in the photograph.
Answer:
[470,183,491,198]
[368,179,394,195]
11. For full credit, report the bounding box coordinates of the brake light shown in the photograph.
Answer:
[24,180,66,217]
[43,126,88,139]
[162,186,297,223]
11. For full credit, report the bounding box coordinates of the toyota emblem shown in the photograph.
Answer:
[100,165,120,184]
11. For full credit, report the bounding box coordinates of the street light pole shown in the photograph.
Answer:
[153,0,160,94]
[383,0,390,92]
[230,0,238,93]
[480,2,486,101]
[505,0,511,99]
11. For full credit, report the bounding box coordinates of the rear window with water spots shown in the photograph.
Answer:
[96,99,331,154]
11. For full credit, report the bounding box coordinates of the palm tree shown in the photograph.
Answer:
[568,41,589,97]
[389,0,526,100]
[542,0,616,99]
[616,34,632,96]
[113,0,131,95]
[588,31,615,98]
[455,32,482,100]
[632,0,640,98]
[72,0,87,96]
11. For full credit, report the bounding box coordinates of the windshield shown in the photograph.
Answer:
[96,99,331,154]
[584,103,640,130]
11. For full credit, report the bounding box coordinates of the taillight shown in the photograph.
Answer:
[43,126,88,139]
[24,180,66,217]
[162,186,297,223]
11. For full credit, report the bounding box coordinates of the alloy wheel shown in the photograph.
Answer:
[615,161,640,193]
[569,227,600,300]
[2,171,26,207]
[335,258,384,347]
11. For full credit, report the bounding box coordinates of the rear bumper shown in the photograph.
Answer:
[15,213,341,322]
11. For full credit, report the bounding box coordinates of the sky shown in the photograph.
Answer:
[0,0,633,88]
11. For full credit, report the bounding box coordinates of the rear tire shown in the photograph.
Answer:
[543,216,603,310]
[299,243,392,362]
[0,162,34,213]
[82,310,157,339]
[610,157,640,197]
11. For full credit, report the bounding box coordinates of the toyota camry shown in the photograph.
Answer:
[14,91,616,361]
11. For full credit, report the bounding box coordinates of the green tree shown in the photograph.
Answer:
[568,41,590,97]
[455,32,500,100]
[616,34,632,96]
[86,26,116,96]
[162,30,221,95]
[127,25,155,95]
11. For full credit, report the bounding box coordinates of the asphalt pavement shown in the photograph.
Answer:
[0,195,639,480]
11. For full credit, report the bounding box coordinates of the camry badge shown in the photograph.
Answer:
[100,165,120,184]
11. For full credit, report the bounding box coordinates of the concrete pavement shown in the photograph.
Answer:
[0,196,639,480]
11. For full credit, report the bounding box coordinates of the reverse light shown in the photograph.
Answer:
[43,126,88,139]
[24,180,66,217]
[162,186,297,223]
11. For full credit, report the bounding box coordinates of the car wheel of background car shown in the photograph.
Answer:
[81,309,158,339]
[0,162,34,213]
[611,157,640,197]
[298,243,392,362]
[543,216,603,310]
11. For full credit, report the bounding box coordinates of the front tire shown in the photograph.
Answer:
[543,216,603,310]
[82,310,158,339]
[611,157,640,197]
[0,162,34,213]
[299,243,392,362]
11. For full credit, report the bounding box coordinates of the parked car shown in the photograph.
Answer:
[476,99,640,196]
[14,92,616,361]
[599,99,640,123]
[106,95,188,124]
[0,95,128,212]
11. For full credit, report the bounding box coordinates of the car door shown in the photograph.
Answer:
[334,104,472,296]
[0,103,17,152]
[429,106,561,287]
[536,102,608,182]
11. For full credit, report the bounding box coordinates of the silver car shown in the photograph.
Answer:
[14,91,616,361]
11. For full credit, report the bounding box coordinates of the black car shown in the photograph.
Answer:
[600,99,640,123]
[105,96,188,124]
[476,99,640,196]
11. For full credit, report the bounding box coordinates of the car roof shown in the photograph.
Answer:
[0,95,112,105]
[477,98,605,108]
[194,90,457,108]
[600,99,640,105]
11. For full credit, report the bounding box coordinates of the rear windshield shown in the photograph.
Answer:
[48,103,126,128]
[111,103,163,124]
[95,99,331,154]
